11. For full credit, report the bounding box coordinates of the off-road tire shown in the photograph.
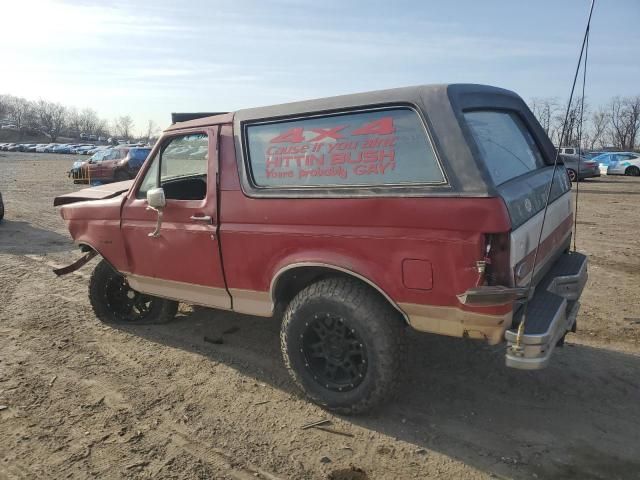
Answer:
[89,259,177,324]
[625,166,640,177]
[281,277,406,415]
[114,170,129,182]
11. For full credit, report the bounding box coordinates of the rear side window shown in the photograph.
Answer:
[465,110,546,186]
[244,108,445,188]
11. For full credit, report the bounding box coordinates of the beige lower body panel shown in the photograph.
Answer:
[399,302,512,345]
[124,273,232,310]
[228,288,273,317]
[122,273,509,344]
[122,274,274,317]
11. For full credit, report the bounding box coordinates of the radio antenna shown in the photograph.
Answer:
[574,25,589,251]
[515,0,594,349]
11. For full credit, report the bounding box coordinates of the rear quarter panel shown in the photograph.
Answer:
[218,125,511,314]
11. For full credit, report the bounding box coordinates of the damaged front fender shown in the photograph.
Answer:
[53,250,98,276]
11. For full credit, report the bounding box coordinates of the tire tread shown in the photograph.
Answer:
[281,277,406,415]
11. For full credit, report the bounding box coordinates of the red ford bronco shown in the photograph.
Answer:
[54,84,587,414]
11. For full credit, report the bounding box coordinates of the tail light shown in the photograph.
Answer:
[484,233,511,286]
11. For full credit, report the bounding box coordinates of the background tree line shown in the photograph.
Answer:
[528,95,640,151]
[2,91,637,151]
[0,94,158,143]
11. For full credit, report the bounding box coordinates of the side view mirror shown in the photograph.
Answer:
[147,187,166,209]
[146,187,166,237]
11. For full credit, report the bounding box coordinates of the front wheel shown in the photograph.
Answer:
[89,259,178,324]
[280,278,406,415]
[567,168,577,182]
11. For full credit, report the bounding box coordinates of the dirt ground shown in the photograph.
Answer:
[0,152,638,480]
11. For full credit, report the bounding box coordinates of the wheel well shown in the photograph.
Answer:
[79,243,95,253]
[271,265,407,322]
[626,165,639,174]
[78,243,115,270]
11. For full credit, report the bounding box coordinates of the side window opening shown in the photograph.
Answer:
[244,107,445,188]
[137,133,208,200]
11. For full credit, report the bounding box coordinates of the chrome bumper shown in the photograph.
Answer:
[505,252,588,370]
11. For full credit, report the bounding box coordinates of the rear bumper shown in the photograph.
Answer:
[505,251,588,370]
[579,168,600,179]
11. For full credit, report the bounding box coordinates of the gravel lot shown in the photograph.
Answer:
[1,152,639,480]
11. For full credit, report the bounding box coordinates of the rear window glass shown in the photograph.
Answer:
[245,108,445,188]
[465,110,546,186]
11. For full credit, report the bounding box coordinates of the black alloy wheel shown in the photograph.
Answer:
[302,312,368,392]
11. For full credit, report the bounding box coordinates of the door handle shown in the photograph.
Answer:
[190,215,212,223]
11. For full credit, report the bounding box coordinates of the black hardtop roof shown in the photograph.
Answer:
[234,83,518,123]
[167,84,518,130]
[229,83,556,199]
[167,83,556,199]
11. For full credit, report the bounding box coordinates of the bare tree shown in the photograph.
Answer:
[608,96,640,150]
[144,119,158,142]
[625,96,640,150]
[529,97,559,138]
[550,97,588,149]
[37,100,67,142]
[589,108,609,150]
[8,97,35,130]
[65,107,82,138]
[80,108,100,135]
[114,115,134,140]
[95,118,109,138]
[0,94,12,120]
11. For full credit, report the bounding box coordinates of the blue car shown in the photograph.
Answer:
[52,144,73,154]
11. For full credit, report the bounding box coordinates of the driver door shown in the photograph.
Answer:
[120,127,230,309]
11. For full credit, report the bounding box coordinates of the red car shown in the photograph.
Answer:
[54,84,587,413]
[72,147,151,183]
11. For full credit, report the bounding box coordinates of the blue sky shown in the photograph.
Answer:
[1,0,638,135]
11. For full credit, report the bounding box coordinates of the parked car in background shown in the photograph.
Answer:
[595,152,640,176]
[583,151,607,159]
[37,143,56,153]
[85,146,110,155]
[17,143,37,152]
[71,145,96,154]
[7,144,20,152]
[560,154,600,181]
[31,144,48,152]
[558,147,580,155]
[71,147,150,183]
[51,144,70,153]
[68,159,87,180]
